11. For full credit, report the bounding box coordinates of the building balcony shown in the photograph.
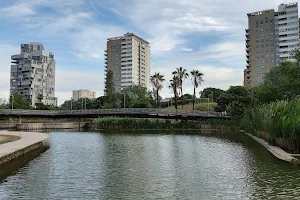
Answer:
[104,49,107,52]
[246,53,250,58]
[246,48,250,53]
[105,57,107,60]
[246,69,251,74]
[246,63,250,68]
[105,61,107,64]
[246,59,250,63]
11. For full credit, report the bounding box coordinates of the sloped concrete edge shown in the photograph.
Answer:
[240,130,299,164]
[0,131,49,166]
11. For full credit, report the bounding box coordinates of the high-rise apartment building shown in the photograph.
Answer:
[245,3,299,87]
[105,33,151,92]
[72,89,96,101]
[10,43,57,106]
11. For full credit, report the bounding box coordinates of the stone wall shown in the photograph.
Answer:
[0,122,84,130]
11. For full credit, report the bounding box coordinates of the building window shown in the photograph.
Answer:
[265,17,268,24]
[256,40,259,43]
[260,19,263,25]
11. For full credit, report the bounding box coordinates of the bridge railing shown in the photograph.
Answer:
[0,108,228,117]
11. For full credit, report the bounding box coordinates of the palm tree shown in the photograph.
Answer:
[190,70,204,110]
[174,67,189,109]
[169,72,180,110]
[150,72,165,107]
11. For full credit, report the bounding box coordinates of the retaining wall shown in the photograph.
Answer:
[0,122,84,130]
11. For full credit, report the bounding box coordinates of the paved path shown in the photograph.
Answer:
[0,131,49,159]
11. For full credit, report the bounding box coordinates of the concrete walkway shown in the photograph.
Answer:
[0,131,49,160]
[242,131,299,163]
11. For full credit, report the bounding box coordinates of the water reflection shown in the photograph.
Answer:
[0,131,299,199]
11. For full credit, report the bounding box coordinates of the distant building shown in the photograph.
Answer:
[105,32,151,92]
[10,42,57,106]
[72,89,96,101]
[245,2,299,87]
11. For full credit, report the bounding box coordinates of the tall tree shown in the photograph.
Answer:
[121,85,150,108]
[150,72,165,107]
[9,93,31,109]
[104,70,116,107]
[201,87,224,102]
[190,70,204,110]
[174,67,189,109]
[169,72,180,110]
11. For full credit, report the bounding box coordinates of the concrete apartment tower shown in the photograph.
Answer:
[245,2,299,87]
[72,89,96,101]
[10,43,57,106]
[105,33,151,92]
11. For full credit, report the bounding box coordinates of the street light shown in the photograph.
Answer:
[123,93,126,109]
[11,94,14,111]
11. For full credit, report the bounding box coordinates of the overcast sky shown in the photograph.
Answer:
[0,0,297,104]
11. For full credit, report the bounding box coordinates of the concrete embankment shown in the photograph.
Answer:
[0,131,49,166]
[241,130,299,164]
[0,122,84,130]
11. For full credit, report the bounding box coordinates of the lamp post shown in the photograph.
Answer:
[11,94,14,111]
[123,93,126,109]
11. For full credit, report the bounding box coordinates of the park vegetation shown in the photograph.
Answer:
[94,117,238,130]
[211,49,300,153]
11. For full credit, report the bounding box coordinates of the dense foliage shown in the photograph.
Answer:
[241,99,300,153]
[94,117,237,130]
[239,49,300,152]
[8,93,31,109]
[201,88,224,102]
[214,86,252,119]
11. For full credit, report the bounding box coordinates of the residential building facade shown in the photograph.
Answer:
[105,32,151,92]
[10,43,57,106]
[72,89,96,101]
[245,2,299,87]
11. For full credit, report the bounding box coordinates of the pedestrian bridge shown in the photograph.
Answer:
[0,108,229,120]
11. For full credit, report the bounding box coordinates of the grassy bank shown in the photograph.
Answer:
[93,117,237,131]
[0,135,20,145]
[241,98,300,153]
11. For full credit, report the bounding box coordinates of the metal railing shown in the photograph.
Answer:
[0,108,228,117]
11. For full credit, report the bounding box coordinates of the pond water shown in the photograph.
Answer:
[0,131,299,199]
